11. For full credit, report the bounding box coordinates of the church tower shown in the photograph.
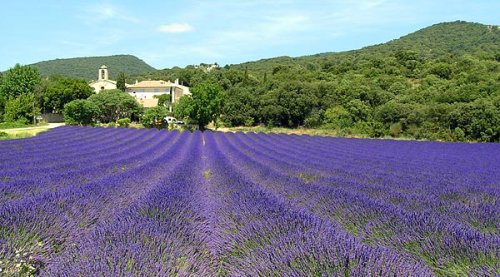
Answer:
[98,65,109,81]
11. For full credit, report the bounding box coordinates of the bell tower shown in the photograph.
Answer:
[98,65,109,81]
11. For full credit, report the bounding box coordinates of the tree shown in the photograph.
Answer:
[0,64,41,123]
[42,76,94,113]
[87,89,143,123]
[116,72,127,92]
[3,94,40,124]
[64,99,100,126]
[141,106,168,129]
[0,93,5,121]
[173,82,225,130]
[345,99,371,122]
[154,94,171,107]
[323,105,352,129]
[0,64,41,99]
[222,87,258,127]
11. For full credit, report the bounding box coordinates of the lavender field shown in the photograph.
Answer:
[0,126,498,276]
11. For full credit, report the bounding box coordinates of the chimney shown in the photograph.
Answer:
[175,78,179,85]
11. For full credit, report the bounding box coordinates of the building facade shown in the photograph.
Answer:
[89,65,117,91]
[89,65,190,108]
[126,79,190,108]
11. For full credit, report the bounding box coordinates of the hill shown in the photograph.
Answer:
[30,55,156,80]
[230,21,499,73]
[144,21,498,142]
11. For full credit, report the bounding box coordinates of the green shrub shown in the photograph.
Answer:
[304,110,323,128]
[141,106,168,129]
[0,121,31,129]
[453,127,466,142]
[117,118,131,128]
[3,94,39,124]
[87,90,143,123]
[64,99,99,126]
[244,117,254,127]
[389,122,403,137]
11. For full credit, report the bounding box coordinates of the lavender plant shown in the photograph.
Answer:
[0,126,498,276]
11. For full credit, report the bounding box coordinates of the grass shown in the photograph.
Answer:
[0,128,51,140]
[0,122,48,130]
[216,125,452,141]
[0,121,54,140]
[217,126,347,137]
[217,126,414,140]
[203,170,213,179]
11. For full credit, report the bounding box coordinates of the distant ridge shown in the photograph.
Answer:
[30,55,156,81]
[231,21,500,72]
[27,21,499,79]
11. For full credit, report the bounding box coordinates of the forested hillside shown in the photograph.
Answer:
[30,55,156,80]
[231,21,499,72]
[139,21,499,142]
[4,21,498,142]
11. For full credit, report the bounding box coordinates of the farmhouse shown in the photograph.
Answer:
[89,65,190,108]
[127,79,190,108]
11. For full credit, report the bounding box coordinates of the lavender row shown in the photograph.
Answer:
[0,126,498,276]
[43,132,216,275]
[0,130,181,206]
[217,132,499,275]
[235,132,499,235]
[0,130,190,273]
[203,132,433,275]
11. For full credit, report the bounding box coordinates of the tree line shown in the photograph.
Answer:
[0,65,224,132]
[1,22,498,142]
[135,49,498,142]
[1,53,498,142]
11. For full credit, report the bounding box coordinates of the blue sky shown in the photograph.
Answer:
[0,0,498,71]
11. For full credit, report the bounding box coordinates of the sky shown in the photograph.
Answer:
[0,0,498,71]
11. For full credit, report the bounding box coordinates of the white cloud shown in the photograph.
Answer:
[358,0,387,10]
[157,23,194,33]
[82,3,140,23]
[95,4,117,19]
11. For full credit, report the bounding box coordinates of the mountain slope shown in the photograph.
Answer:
[360,21,500,58]
[231,21,499,73]
[151,20,497,142]
[30,55,156,80]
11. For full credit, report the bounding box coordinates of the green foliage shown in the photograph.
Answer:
[324,106,352,129]
[0,64,41,99]
[0,64,41,124]
[63,99,99,126]
[174,82,225,130]
[116,72,127,92]
[3,94,39,124]
[30,55,155,81]
[42,76,94,113]
[0,121,37,129]
[117,118,131,128]
[141,106,168,129]
[222,87,258,127]
[15,21,497,142]
[447,98,499,142]
[0,92,5,120]
[303,109,323,128]
[389,122,403,137]
[258,80,318,127]
[87,89,143,123]
[202,21,498,141]
[154,94,172,107]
